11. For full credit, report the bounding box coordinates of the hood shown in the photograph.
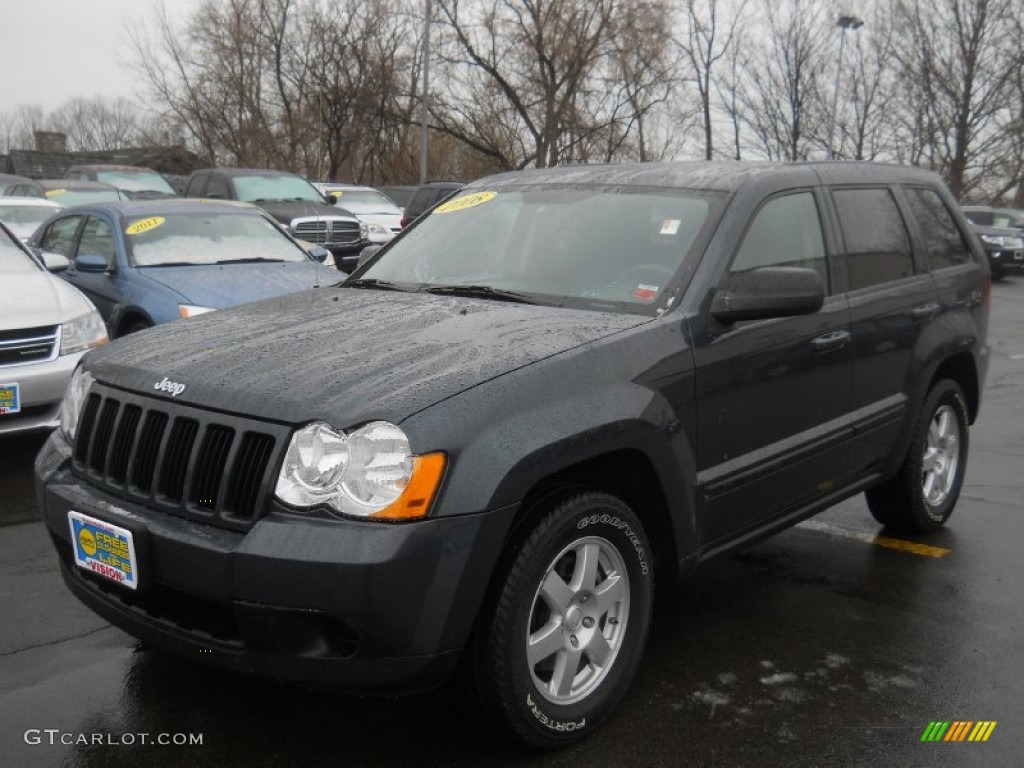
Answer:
[138,261,334,308]
[971,224,1024,238]
[0,271,95,330]
[84,288,649,427]
[255,200,356,225]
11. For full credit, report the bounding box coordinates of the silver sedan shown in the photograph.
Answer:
[0,221,108,435]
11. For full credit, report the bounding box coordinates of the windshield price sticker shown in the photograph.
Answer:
[45,189,66,198]
[125,217,166,236]
[434,191,497,214]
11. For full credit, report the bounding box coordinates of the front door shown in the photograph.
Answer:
[692,189,853,547]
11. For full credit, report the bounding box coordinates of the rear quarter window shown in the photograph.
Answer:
[905,188,972,270]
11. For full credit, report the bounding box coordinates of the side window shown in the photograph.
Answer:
[832,188,914,290]
[730,192,829,292]
[905,188,971,270]
[77,217,117,266]
[186,172,208,197]
[206,174,230,199]
[40,216,84,257]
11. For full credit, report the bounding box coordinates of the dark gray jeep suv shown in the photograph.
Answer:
[36,162,989,747]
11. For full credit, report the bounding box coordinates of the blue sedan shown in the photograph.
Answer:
[28,200,338,337]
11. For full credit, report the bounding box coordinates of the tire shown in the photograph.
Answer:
[469,492,653,748]
[866,379,969,533]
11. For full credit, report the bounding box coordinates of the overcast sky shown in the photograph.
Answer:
[0,0,203,114]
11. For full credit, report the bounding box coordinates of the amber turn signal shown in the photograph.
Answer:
[370,452,447,521]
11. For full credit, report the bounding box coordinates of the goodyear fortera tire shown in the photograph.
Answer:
[471,492,653,748]
[866,379,969,533]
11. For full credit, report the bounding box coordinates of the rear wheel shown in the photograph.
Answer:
[866,379,969,533]
[470,492,653,748]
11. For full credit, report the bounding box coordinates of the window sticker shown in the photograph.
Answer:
[433,191,497,214]
[660,219,681,236]
[125,217,166,236]
[634,284,659,301]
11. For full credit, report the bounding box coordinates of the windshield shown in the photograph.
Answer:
[124,212,309,267]
[45,188,122,205]
[329,190,399,213]
[234,174,323,203]
[96,170,176,194]
[360,186,716,312]
[0,224,41,274]
[0,204,60,239]
[993,211,1024,228]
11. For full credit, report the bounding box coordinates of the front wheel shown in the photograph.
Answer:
[470,492,653,748]
[866,379,969,533]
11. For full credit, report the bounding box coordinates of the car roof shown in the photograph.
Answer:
[67,164,157,172]
[36,179,120,190]
[51,199,265,217]
[192,168,305,178]
[477,161,944,194]
[0,195,63,207]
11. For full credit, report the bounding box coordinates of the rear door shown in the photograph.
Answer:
[825,186,940,477]
[693,188,853,546]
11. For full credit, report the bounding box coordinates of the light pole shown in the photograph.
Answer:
[419,0,432,185]
[827,14,863,160]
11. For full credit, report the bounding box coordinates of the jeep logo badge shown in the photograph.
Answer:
[154,377,186,397]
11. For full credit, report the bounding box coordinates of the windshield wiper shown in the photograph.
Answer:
[422,284,540,304]
[345,277,414,292]
[215,257,286,264]
[139,261,197,267]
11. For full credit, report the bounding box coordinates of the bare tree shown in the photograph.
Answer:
[434,0,674,169]
[678,0,748,160]
[736,0,830,161]
[893,0,1020,199]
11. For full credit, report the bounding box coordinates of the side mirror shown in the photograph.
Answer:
[357,244,383,269]
[308,245,330,263]
[74,253,111,273]
[711,266,824,324]
[324,191,341,204]
[40,251,70,271]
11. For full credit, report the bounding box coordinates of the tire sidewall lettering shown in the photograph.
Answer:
[576,514,649,576]
[525,693,587,732]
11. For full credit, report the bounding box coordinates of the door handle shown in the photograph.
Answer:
[810,330,851,352]
[912,303,940,320]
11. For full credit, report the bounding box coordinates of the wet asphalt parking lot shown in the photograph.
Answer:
[1,276,1022,768]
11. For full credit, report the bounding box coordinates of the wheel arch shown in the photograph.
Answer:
[929,351,979,423]
[501,449,682,578]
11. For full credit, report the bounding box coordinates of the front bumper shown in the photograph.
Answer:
[37,434,517,693]
[0,350,84,435]
[985,247,1024,274]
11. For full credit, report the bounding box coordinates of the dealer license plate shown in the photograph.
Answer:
[0,383,20,415]
[68,511,139,590]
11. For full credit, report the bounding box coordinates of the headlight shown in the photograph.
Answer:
[60,311,108,356]
[179,305,216,319]
[275,421,445,521]
[365,223,395,244]
[60,367,94,441]
[980,234,1024,249]
[359,221,368,241]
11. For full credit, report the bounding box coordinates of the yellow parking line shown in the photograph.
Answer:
[795,520,951,558]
